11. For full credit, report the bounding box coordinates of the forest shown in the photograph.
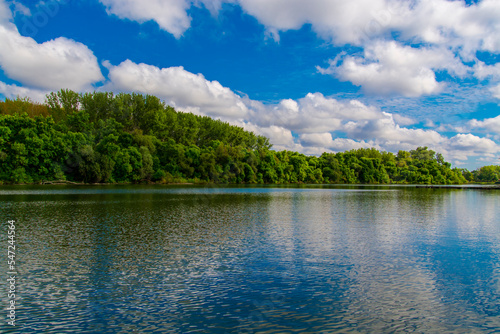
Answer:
[0,89,497,185]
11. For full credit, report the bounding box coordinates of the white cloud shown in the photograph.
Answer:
[0,23,103,91]
[319,41,467,97]
[400,0,500,55]
[393,113,416,126]
[99,0,192,38]
[299,93,381,121]
[233,0,500,101]
[242,92,496,166]
[0,81,48,102]
[473,61,500,80]
[329,138,376,152]
[95,0,403,43]
[279,99,299,113]
[95,0,500,54]
[471,61,500,102]
[289,106,498,164]
[249,93,381,134]
[98,0,231,36]
[490,84,500,100]
[105,59,249,118]
[0,0,103,97]
[92,0,500,103]
[425,119,436,128]
[343,114,445,146]
[299,132,333,147]
[299,133,377,152]
[469,115,500,134]
[236,0,406,44]
[0,0,11,23]
[93,0,500,57]
[446,134,499,160]
[255,125,294,146]
[11,1,30,16]
[240,122,295,147]
[235,0,500,54]
[247,93,464,159]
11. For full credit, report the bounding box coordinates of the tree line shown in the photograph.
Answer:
[0,90,495,185]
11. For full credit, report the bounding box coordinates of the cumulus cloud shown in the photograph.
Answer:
[236,0,500,53]
[93,0,500,101]
[0,23,103,91]
[94,0,405,44]
[473,61,500,80]
[233,0,499,99]
[0,0,103,98]
[329,138,377,152]
[99,0,192,38]
[266,96,499,164]
[95,0,500,53]
[400,0,500,55]
[299,132,333,147]
[105,59,249,118]
[344,114,444,145]
[0,81,48,102]
[240,122,295,147]
[319,41,467,97]
[299,133,378,152]
[490,84,500,100]
[236,0,406,44]
[248,93,381,133]
[469,115,500,134]
[446,134,499,160]
[245,93,455,157]
[392,113,416,126]
[0,0,11,23]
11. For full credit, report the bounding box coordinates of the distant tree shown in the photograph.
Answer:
[0,90,473,185]
[0,97,49,117]
[410,146,436,162]
[473,165,500,182]
[46,89,80,121]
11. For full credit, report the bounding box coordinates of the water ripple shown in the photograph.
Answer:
[0,186,499,333]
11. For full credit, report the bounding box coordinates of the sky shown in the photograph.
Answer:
[0,0,499,170]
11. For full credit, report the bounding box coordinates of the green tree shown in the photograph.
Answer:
[473,165,500,182]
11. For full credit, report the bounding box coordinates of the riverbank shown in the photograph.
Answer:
[2,180,500,188]
[1,180,198,186]
[416,184,500,190]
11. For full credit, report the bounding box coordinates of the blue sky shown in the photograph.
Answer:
[1,0,499,169]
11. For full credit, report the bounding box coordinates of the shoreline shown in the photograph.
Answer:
[415,184,500,190]
[1,181,499,189]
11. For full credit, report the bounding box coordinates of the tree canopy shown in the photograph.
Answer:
[0,89,488,185]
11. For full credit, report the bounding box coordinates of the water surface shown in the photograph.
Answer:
[1,185,499,333]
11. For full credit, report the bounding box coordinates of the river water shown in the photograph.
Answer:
[0,185,499,333]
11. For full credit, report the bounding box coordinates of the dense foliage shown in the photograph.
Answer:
[0,90,488,185]
[468,165,500,183]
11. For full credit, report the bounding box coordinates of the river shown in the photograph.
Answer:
[1,185,499,333]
